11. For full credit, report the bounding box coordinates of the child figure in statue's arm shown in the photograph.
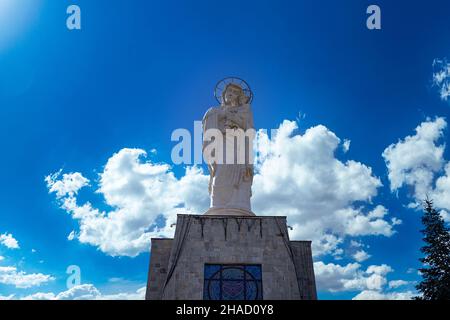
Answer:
[221,83,253,131]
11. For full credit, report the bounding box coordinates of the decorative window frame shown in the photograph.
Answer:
[203,264,263,300]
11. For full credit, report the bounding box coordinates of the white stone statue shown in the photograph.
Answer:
[202,79,255,216]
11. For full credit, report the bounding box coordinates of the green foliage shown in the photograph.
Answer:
[415,199,450,300]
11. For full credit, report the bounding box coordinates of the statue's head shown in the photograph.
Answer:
[222,83,249,107]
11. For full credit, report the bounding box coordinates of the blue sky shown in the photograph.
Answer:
[1,0,450,300]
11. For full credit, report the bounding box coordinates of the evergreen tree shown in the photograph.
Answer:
[415,199,450,300]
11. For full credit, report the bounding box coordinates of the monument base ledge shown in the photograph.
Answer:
[204,207,256,216]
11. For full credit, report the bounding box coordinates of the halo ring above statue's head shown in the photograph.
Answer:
[214,77,253,104]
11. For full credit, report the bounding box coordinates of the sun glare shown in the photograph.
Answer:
[0,0,42,51]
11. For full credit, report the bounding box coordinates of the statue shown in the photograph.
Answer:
[202,78,255,216]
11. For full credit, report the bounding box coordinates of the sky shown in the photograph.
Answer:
[1,0,450,300]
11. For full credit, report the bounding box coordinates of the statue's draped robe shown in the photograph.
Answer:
[202,104,254,213]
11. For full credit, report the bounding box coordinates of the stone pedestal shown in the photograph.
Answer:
[145,214,317,300]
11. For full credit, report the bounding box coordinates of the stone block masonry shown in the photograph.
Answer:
[145,214,317,300]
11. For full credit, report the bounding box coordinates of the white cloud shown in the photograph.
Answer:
[0,294,15,300]
[253,121,399,256]
[353,290,414,300]
[55,284,101,300]
[315,261,413,299]
[20,284,146,300]
[353,250,371,262]
[21,284,100,300]
[332,248,344,260]
[20,292,57,300]
[382,117,446,200]
[366,264,393,276]
[388,280,410,289]
[314,261,393,292]
[97,287,146,300]
[433,58,450,101]
[47,120,400,257]
[46,148,209,257]
[0,233,20,249]
[45,171,89,198]
[67,231,76,241]
[314,261,361,292]
[430,164,450,221]
[343,139,351,153]
[0,266,54,288]
[383,117,450,220]
[0,255,4,261]
[350,240,363,248]
[314,261,414,300]
[334,206,398,237]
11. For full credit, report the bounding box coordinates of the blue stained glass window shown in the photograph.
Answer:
[222,267,244,280]
[222,280,245,300]
[204,264,221,279]
[245,281,259,300]
[203,264,263,300]
[245,265,262,280]
[204,280,221,300]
